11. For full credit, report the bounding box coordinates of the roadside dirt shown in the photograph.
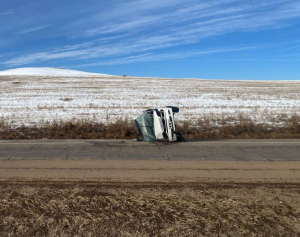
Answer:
[1,160,300,184]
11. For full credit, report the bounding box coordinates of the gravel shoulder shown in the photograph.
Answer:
[1,159,300,184]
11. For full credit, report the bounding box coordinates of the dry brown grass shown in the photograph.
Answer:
[176,115,300,139]
[0,183,299,237]
[0,119,139,140]
[0,115,300,140]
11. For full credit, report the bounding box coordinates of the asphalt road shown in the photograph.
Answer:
[0,139,300,161]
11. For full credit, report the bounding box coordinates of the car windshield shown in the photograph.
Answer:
[135,113,156,142]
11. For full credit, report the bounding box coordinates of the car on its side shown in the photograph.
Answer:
[135,106,185,142]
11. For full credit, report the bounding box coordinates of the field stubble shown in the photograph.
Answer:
[0,183,300,237]
[1,75,300,128]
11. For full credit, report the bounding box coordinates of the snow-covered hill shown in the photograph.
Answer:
[0,67,111,77]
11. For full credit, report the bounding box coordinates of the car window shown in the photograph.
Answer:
[135,113,156,142]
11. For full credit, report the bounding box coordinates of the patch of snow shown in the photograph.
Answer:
[0,75,300,127]
[0,67,112,77]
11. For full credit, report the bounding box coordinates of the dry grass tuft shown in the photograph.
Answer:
[1,115,300,140]
[60,98,73,102]
[0,184,299,236]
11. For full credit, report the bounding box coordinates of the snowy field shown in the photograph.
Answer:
[0,68,300,127]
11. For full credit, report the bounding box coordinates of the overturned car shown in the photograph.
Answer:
[135,106,185,142]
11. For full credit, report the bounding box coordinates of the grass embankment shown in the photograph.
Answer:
[0,184,299,237]
[1,115,300,140]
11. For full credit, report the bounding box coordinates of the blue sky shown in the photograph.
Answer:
[0,0,300,80]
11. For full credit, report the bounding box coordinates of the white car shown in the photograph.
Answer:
[135,106,185,142]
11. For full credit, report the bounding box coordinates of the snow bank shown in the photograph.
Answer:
[0,67,112,77]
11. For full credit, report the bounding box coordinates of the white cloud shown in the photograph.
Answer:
[75,45,261,67]
[1,0,300,67]
[0,10,15,16]
[15,25,51,35]
[278,45,300,51]
[78,0,300,38]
